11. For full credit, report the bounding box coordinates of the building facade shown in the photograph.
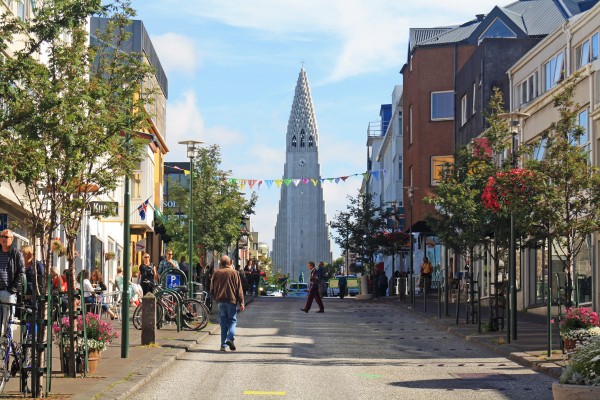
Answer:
[272,68,332,280]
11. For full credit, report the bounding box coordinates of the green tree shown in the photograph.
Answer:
[331,191,388,293]
[0,0,155,378]
[163,145,257,265]
[525,76,600,306]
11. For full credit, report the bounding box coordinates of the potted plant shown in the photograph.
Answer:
[51,237,66,257]
[105,251,115,261]
[554,307,600,351]
[553,335,600,399]
[52,312,119,374]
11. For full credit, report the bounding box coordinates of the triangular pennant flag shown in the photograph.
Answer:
[327,178,334,182]
[265,180,273,188]
[335,177,340,184]
[301,178,309,184]
[320,178,326,184]
[183,169,190,175]
[371,171,379,181]
[238,179,246,190]
[258,180,263,189]
[231,178,237,184]
[283,179,292,186]
[293,179,301,186]
[340,176,349,181]
[275,180,283,187]
[248,180,257,189]
[311,179,319,186]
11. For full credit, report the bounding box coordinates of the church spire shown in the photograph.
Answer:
[287,68,318,152]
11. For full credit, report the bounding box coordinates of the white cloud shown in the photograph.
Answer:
[155,0,504,81]
[151,32,199,76]
[165,91,244,161]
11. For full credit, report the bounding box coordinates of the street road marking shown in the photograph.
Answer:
[354,373,383,379]
[244,391,286,396]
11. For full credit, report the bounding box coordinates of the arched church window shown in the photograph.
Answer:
[292,136,297,147]
[308,135,314,147]
[300,130,305,147]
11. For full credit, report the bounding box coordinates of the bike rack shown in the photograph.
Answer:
[154,289,182,332]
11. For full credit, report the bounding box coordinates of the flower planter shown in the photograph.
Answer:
[563,338,577,352]
[552,383,600,400]
[87,349,101,374]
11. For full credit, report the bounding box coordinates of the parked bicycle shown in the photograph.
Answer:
[0,302,33,395]
[132,284,209,331]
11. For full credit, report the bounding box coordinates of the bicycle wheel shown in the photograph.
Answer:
[0,341,10,394]
[132,302,164,330]
[181,299,209,331]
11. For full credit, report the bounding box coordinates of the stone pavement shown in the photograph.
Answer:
[1,293,568,399]
[375,292,568,380]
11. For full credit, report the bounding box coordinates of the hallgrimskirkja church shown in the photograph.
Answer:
[272,68,332,280]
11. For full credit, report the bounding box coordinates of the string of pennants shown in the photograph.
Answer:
[166,165,388,190]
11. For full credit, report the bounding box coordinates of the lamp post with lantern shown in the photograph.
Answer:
[179,140,203,297]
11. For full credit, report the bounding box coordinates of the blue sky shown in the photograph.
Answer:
[134,0,502,258]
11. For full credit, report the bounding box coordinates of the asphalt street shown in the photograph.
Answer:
[128,297,554,400]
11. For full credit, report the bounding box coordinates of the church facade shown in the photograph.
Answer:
[272,69,332,280]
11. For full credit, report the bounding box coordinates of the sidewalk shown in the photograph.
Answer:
[2,297,254,399]
[374,292,568,380]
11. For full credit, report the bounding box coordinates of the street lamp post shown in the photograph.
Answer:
[499,111,528,343]
[408,187,414,307]
[179,140,203,297]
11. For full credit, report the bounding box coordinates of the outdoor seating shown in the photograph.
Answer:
[103,291,122,320]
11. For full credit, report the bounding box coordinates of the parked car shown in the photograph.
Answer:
[287,282,309,297]
[266,284,283,297]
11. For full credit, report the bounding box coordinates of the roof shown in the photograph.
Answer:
[408,0,599,54]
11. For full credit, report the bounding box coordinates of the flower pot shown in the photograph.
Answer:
[552,382,600,400]
[563,338,577,352]
[87,349,101,374]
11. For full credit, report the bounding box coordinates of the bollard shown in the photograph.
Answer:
[141,293,156,346]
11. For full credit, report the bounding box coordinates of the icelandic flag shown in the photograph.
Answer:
[137,199,149,220]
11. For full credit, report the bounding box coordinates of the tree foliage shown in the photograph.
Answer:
[0,0,154,278]
[163,145,257,265]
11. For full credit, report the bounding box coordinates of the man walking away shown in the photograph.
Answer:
[301,261,324,313]
[317,262,326,297]
[0,229,25,336]
[211,256,245,352]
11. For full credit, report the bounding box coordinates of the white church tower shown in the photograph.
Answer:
[272,68,332,280]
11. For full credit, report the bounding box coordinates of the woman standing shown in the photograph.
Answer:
[138,253,156,295]
[20,245,44,296]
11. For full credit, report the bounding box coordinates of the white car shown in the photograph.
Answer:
[287,282,309,297]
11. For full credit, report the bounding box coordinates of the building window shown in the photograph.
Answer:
[398,156,403,179]
[576,40,591,70]
[460,95,467,126]
[478,18,517,44]
[576,108,591,162]
[544,51,564,92]
[518,72,537,106]
[300,130,305,147]
[398,111,403,136]
[533,137,547,161]
[409,104,413,144]
[17,0,25,20]
[472,83,476,115]
[592,33,599,61]
[291,135,297,147]
[430,91,454,121]
[308,135,314,147]
[431,155,454,185]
